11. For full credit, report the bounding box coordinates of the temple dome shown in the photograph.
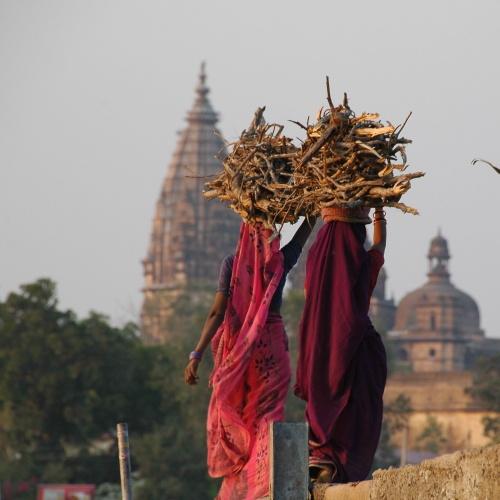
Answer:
[394,231,482,338]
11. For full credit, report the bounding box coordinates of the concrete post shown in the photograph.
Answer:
[117,422,132,500]
[269,422,309,500]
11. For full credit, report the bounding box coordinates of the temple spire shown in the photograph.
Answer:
[197,61,208,96]
[141,65,240,342]
[187,61,218,124]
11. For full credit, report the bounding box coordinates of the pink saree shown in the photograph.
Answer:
[208,223,291,499]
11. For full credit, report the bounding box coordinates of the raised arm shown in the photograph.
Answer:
[184,292,228,385]
[371,208,387,255]
[289,216,317,249]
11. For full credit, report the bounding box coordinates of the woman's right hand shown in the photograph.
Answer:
[184,359,200,385]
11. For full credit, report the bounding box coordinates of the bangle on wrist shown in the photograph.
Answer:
[189,351,202,361]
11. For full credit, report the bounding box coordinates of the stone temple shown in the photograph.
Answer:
[141,65,240,342]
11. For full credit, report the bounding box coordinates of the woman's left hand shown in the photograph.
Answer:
[184,359,200,385]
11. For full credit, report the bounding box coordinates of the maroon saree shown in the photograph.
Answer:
[294,221,387,482]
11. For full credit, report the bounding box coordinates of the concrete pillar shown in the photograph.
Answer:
[269,422,309,500]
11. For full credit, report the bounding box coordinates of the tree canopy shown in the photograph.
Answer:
[0,279,167,496]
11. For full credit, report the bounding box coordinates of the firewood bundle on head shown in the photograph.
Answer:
[291,77,425,216]
[203,107,303,228]
[204,78,425,229]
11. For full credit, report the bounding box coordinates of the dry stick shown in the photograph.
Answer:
[325,76,335,113]
[117,423,132,500]
[299,123,338,167]
[343,92,350,110]
[386,201,419,215]
[289,119,308,131]
[394,111,413,138]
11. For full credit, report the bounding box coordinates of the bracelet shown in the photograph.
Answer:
[189,351,202,361]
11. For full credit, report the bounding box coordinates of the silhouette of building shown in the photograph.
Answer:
[141,65,240,342]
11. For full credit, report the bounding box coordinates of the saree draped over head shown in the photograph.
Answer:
[208,223,290,499]
[294,222,387,483]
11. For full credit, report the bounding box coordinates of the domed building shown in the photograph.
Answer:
[389,231,491,372]
[384,231,500,458]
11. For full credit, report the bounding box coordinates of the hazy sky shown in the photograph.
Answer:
[1,0,499,336]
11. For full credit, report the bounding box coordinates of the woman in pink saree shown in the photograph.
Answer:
[295,207,388,485]
[185,219,315,499]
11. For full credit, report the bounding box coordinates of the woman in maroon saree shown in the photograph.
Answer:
[185,218,315,499]
[294,207,387,484]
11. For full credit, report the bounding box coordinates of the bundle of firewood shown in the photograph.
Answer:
[204,79,425,227]
[204,107,303,227]
[291,78,424,216]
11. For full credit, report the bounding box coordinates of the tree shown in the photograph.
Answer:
[281,289,306,421]
[374,395,413,472]
[281,288,305,338]
[133,288,218,500]
[372,420,398,471]
[416,416,447,455]
[385,394,412,434]
[469,353,500,443]
[0,279,165,491]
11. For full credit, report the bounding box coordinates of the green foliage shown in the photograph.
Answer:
[384,393,412,433]
[482,416,500,444]
[469,354,500,443]
[372,420,398,471]
[281,289,306,421]
[133,288,217,500]
[0,279,164,490]
[94,483,121,500]
[281,288,305,336]
[371,393,413,472]
[416,416,447,454]
[0,280,221,498]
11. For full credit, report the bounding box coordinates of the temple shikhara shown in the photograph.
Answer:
[141,65,240,342]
